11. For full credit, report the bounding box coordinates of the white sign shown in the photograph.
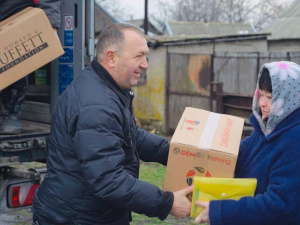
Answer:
[64,16,73,31]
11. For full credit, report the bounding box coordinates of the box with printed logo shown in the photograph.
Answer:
[0,7,64,90]
[163,107,244,192]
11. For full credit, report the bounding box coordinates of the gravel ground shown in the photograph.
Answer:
[0,208,32,225]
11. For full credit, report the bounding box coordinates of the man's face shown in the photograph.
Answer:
[258,89,272,121]
[114,30,149,89]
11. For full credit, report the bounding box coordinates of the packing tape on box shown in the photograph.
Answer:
[197,112,220,149]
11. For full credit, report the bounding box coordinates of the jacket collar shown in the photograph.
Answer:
[250,108,300,141]
[91,58,133,107]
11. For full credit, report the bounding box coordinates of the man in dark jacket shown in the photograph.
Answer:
[0,0,61,134]
[32,23,193,225]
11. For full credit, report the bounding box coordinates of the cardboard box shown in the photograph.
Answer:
[163,107,244,192]
[0,7,64,90]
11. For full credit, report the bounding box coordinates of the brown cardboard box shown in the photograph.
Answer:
[0,7,64,90]
[163,107,244,192]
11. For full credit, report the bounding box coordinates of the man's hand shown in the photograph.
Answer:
[170,186,193,219]
[195,201,210,224]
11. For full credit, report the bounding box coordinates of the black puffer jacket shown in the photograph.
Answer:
[32,59,173,225]
[0,0,61,28]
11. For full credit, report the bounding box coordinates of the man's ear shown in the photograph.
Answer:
[106,50,117,67]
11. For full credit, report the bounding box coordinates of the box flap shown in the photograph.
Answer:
[171,107,244,156]
[0,8,42,32]
[171,108,210,147]
[0,7,33,27]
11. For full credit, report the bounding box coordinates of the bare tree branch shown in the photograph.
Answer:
[167,0,291,31]
[96,0,292,32]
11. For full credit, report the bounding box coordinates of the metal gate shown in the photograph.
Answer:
[166,53,212,132]
[212,51,300,119]
[214,51,300,96]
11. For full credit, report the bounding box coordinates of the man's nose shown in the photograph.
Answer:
[140,56,148,69]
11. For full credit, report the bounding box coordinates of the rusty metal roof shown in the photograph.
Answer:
[146,33,269,47]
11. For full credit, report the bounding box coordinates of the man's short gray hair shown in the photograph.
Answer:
[96,23,145,61]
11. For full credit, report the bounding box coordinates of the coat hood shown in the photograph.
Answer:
[252,61,300,135]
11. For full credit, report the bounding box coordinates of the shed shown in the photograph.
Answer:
[126,19,163,35]
[263,0,300,52]
[94,2,122,35]
[132,33,269,133]
[163,20,255,36]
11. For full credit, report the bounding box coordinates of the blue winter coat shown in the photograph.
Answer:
[32,59,173,224]
[209,109,300,225]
